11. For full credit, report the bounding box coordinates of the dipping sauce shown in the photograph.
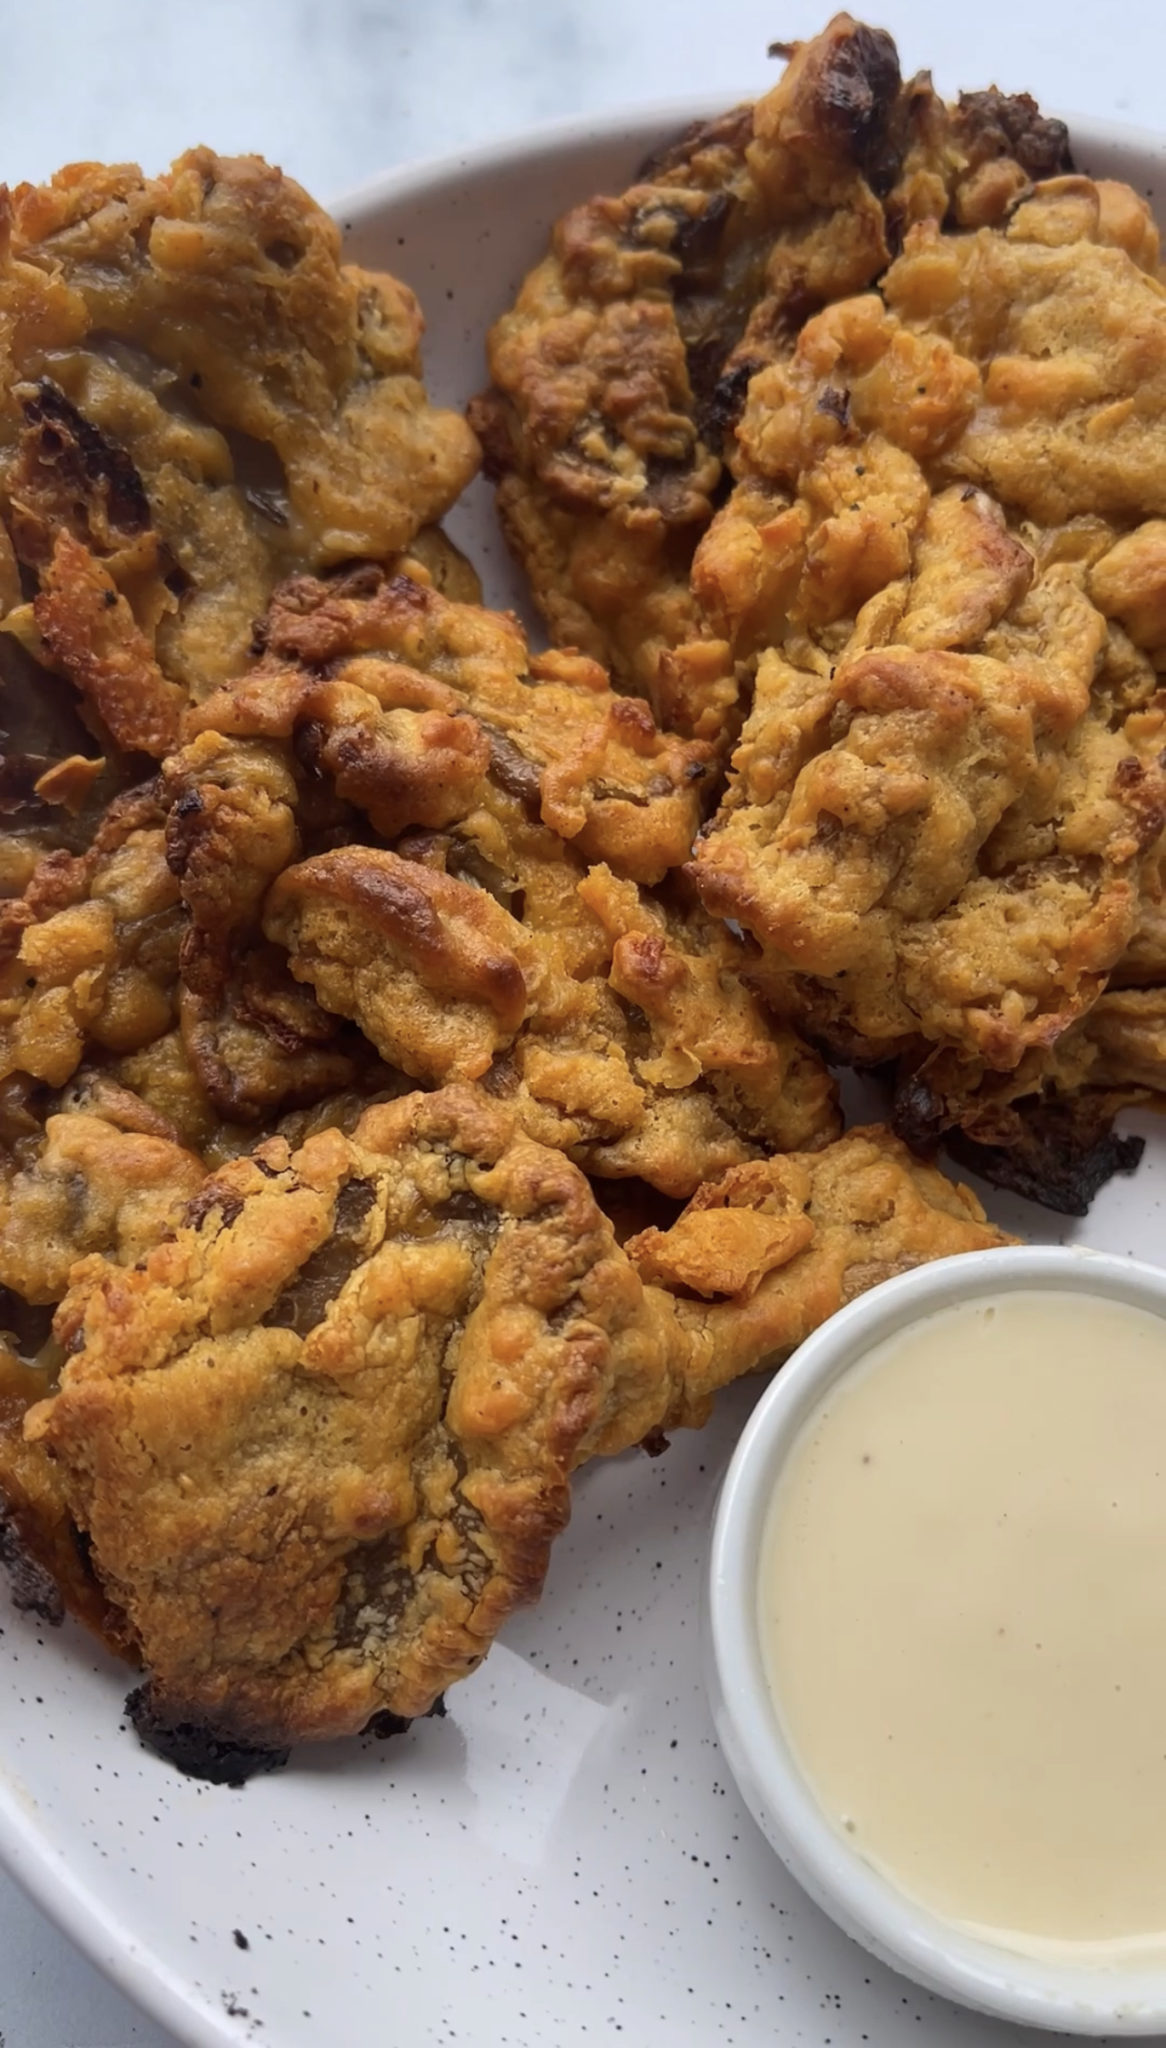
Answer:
[759,1288,1166,1964]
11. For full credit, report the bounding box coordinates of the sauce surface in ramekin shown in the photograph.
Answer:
[759,1288,1166,1965]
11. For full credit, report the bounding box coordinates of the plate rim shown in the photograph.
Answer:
[329,97,1166,230]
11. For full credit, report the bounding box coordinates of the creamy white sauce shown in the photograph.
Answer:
[759,1289,1166,1965]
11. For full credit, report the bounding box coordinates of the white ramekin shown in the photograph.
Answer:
[706,1243,1166,2036]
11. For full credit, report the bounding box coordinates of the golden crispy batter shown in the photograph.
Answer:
[189,565,711,886]
[883,179,1166,525]
[628,1124,1013,1390]
[0,781,183,1087]
[265,845,534,1083]
[471,16,1069,735]
[0,149,478,746]
[19,1094,1011,1751]
[693,507,1166,1067]
[0,1342,128,1645]
[262,837,839,1198]
[34,530,186,756]
[683,164,1166,1125]
[160,730,372,1121]
[0,1109,204,1304]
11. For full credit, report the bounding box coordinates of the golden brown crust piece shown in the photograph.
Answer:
[0,148,478,754]
[262,844,840,1196]
[21,1096,1012,1749]
[0,780,183,1088]
[687,177,1166,1113]
[206,564,713,886]
[0,1108,204,1305]
[470,15,1070,738]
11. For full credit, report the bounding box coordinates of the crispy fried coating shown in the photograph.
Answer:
[685,162,1166,1128]
[0,1109,204,1304]
[0,780,183,1087]
[0,148,478,746]
[189,565,711,886]
[18,1093,1011,1750]
[675,150,1166,1197]
[883,179,1166,525]
[34,529,186,756]
[159,727,387,1123]
[471,16,1069,736]
[693,499,1166,1068]
[262,838,839,1198]
[265,846,534,1084]
[891,978,1166,1213]
[167,563,835,1191]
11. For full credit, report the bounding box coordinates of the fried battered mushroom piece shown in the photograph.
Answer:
[693,553,1166,1066]
[682,167,1166,1191]
[0,1109,204,1304]
[470,16,1068,735]
[160,730,364,1122]
[891,979,1166,1213]
[263,842,839,1197]
[192,565,710,886]
[690,329,1166,1069]
[22,1094,1012,1751]
[0,148,479,732]
[0,1338,128,1647]
[883,179,1166,526]
[0,780,182,1087]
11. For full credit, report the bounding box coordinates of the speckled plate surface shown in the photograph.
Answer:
[4,103,1166,2048]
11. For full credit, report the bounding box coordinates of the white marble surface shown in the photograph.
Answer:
[1,2,1165,2043]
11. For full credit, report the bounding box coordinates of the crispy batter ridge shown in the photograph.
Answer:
[0,780,183,1087]
[891,980,1166,1213]
[191,564,711,886]
[470,16,1069,736]
[160,727,391,1124]
[0,148,478,745]
[692,533,1166,1066]
[21,1096,1011,1749]
[262,837,839,1198]
[0,1108,204,1304]
[884,180,1166,524]
[687,195,1166,1101]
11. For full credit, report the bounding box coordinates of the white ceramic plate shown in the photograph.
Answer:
[5,102,1166,2048]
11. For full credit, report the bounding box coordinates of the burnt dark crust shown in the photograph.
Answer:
[125,1684,291,1786]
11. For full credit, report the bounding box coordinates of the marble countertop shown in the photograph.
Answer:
[1,0,1164,199]
[1,1,1165,2041]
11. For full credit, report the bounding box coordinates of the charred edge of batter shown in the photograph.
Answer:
[365,1696,448,1739]
[634,104,755,186]
[893,1063,1147,1216]
[0,1512,65,1625]
[123,1687,450,1783]
[20,380,151,537]
[124,1684,291,1786]
[952,88,1073,181]
[945,1112,1145,1218]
